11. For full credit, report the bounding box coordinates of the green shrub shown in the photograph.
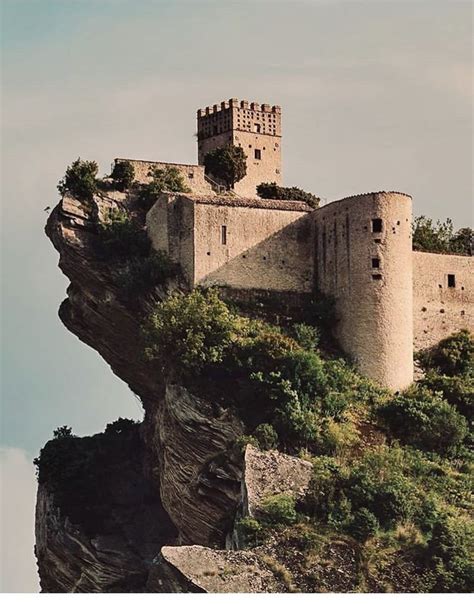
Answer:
[419,371,473,422]
[416,330,474,377]
[260,493,297,526]
[204,144,247,190]
[412,215,473,255]
[139,166,190,210]
[236,517,265,547]
[303,457,346,519]
[254,423,279,450]
[291,323,319,351]
[145,289,241,373]
[257,182,320,208]
[426,515,474,592]
[110,160,135,191]
[347,507,379,542]
[58,158,98,201]
[98,208,150,258]
[116,250,178,295]
[378,388,468,454]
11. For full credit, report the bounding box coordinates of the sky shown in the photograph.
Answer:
[1,0,472,593]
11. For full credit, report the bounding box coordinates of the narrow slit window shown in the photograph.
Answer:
[372,258,380,269]
[372,274,382,281]
[448,274,456,288]
[221,225,227,245]
[254,149,261,160]
[372,218,383,233]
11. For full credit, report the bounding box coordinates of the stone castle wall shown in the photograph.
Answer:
[413,251,474,351]
[193,197,312,292]
[146,189,472,391]
[115,158,213,196]
[313,192,414,391]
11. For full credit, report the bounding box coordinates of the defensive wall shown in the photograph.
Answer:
[413,251,474,350]
[114,158,213,196]
[146,193,314,293]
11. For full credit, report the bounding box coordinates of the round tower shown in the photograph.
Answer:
[314,191,413,391]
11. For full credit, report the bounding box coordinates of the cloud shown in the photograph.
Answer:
[0,448,39,593]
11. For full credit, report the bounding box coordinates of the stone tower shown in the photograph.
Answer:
[197,98,282,197]
[313,191,414,391]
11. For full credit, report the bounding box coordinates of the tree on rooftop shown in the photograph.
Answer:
[204,144,247,190]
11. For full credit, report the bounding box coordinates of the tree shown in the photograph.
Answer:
[57,158,99,201]
[53,426,75,439]
[412,216,472,255]
[204,144,247,190]
[110,160,135,191]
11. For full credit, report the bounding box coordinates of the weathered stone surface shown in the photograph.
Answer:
[148,545,283,593]
[39,193,247,591]
[242,445,313,517]
[35,428,177,593]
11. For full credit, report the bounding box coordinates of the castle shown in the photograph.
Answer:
[117,98,473,392]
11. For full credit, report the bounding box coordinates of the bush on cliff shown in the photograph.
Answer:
[116,251,178,296]
[257,182,320,208]
[378,387,468,454]
[57,157,99,201]
[145,289,386,451]
[98,208,150,258]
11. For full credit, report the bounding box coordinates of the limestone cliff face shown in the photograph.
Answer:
[38,192,245,591]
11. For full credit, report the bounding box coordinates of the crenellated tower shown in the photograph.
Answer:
[197,98,282,197]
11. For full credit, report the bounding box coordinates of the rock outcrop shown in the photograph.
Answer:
[38,191,246,591]
[242,445,313,518]
[148,545,284,593]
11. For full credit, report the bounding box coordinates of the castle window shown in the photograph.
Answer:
[254,123,261,133]
[372,218,383,233]
[188,172,194,179]
[448,274,456,288]
[221,225,227,245]
[372,258,380,269]
[213,125,218,135]
[254,149,261,160]
[372,274,382,281]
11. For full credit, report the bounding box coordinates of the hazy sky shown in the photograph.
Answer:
[1,0,472,592]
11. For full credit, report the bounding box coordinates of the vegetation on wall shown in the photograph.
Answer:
[412,216,473,256]
[57,158,99,201]
[257,182,320,208]
[139,165,190,211]
[204,144,247,190]
[110,160,135,191]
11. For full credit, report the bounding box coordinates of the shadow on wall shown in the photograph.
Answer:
[195,213,315,293]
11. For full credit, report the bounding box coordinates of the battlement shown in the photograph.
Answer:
[197,98,281,116]
[197,98,282,141]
